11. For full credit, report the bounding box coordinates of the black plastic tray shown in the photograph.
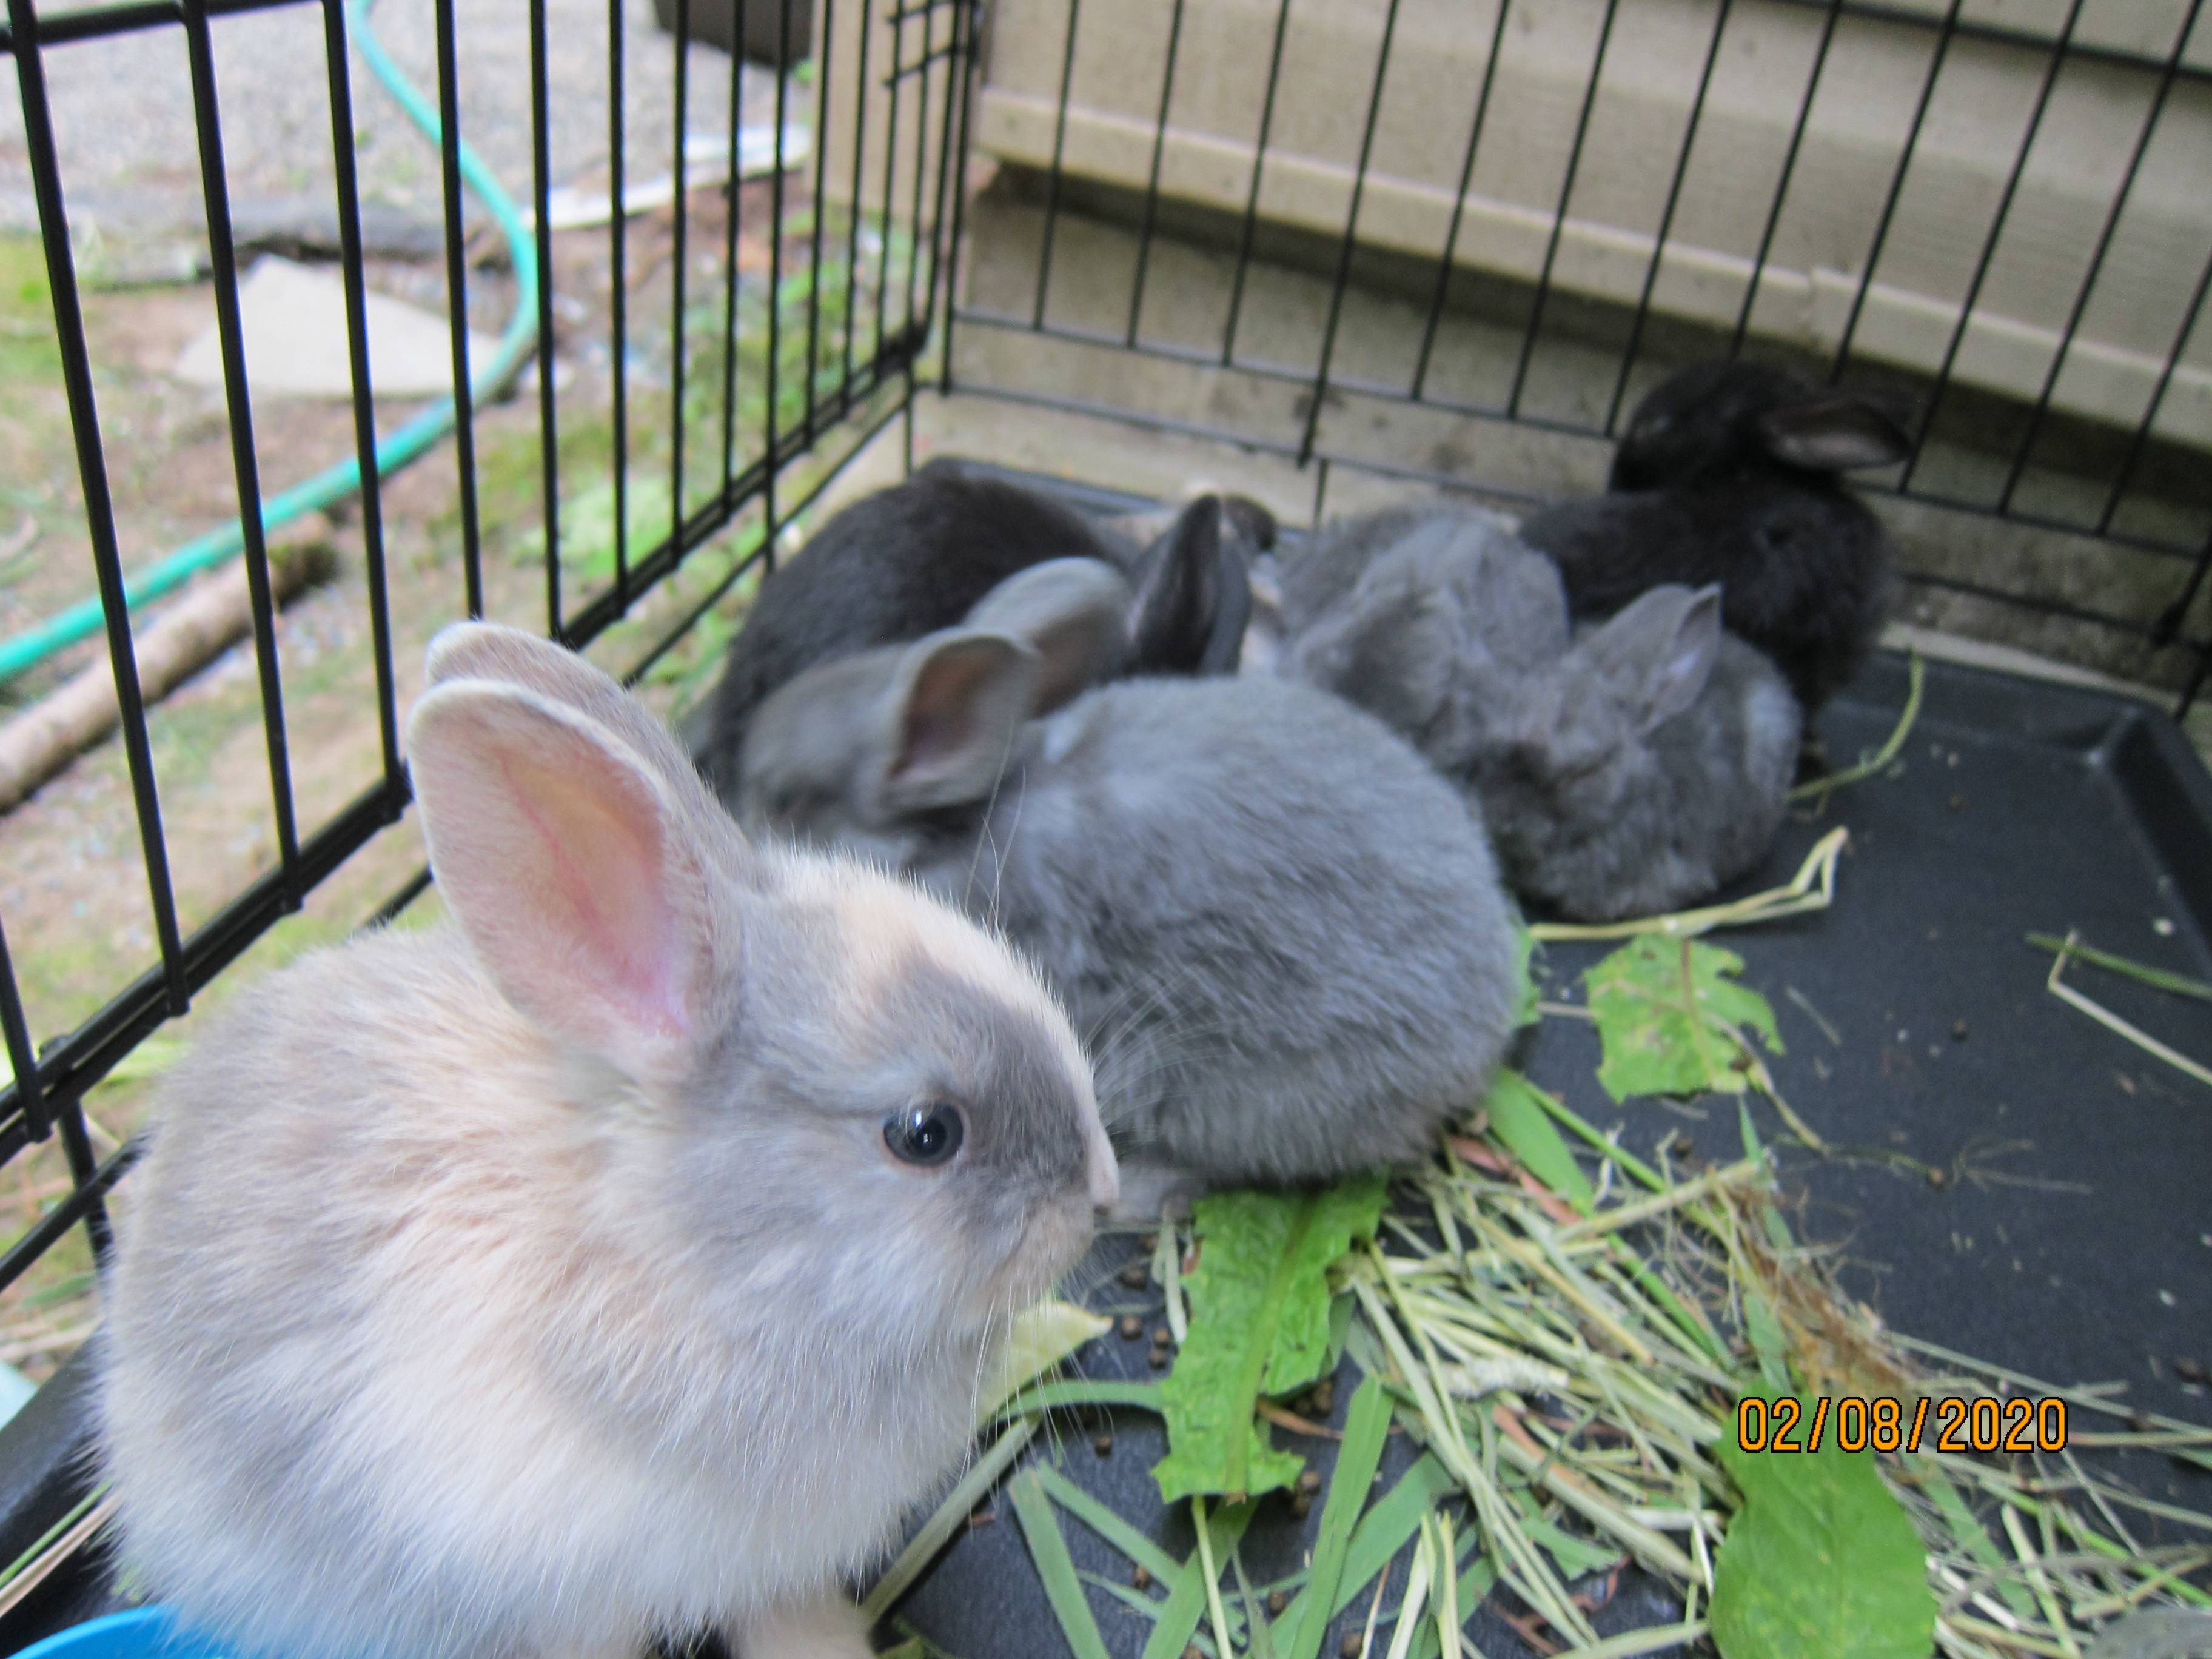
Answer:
[890,647,2212,1659]
[3,476,2209,1659]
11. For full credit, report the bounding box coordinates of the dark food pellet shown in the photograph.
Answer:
[1307,1378,1336,1416]
[1154,1326,1174,1347]
[2176,1357,2211,1384]
[1341,1632,1365,1658]
[1951,1018,1969,1041]
[1141,1233,1159,1252]
[1119,1261,1150,1289]
[1149,1346,1171,1370]
[1184,1646,1202,1659]
[1267,1590,1289,1617]
[1289,1493,1313,1521]
[1119,1313,1144,1341]
[1669,1131,1695,1157]
[1296,1469,1324,1497]
[1131,1565,1152,1591]
[1927,1165,1949,1188]
[1093,1432,1114,1456]
[1948,793,1966,811]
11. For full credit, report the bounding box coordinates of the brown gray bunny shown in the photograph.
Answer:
[736,558,1520,1202]
[1286,505,1801,922]
[99,623,1116,1659]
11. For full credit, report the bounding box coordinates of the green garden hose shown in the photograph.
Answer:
[0,0,538,682]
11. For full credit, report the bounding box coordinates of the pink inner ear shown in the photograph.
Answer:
[412,689,702,1071]
[496,751,690,1044]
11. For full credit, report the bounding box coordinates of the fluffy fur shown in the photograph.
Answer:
[1284,504,1802,923]
[697,461,1262,801]
[1517,357,1912,713]
[736,561,1519,1190]
[99,623,1114,1659]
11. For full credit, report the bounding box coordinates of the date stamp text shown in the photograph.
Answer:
[1735,1395,2068,1454]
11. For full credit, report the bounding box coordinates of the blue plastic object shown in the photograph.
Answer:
[7,1607,229,1659]
[0,1363,36,1429]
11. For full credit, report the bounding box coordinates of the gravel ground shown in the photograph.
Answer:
[1,0,794,273]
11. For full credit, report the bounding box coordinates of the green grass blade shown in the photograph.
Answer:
[1233,1540,1278,1659]
[1532,1087,1666,1191]
[1484,1070,1595,1213]
[1008,1467,1113,1659]
[2027,932,2212,1002]
[1408,1550,1498,1659]
[999,1379,1164,1417]
[1277,1375,1395,1659]
[862,1417,1037,1621]
[1076,1569,1175,1625]
[1789,652,1922,805]
[1141,1500,1258,1659]
[1338,1456,1461,1612]
[1031,1461,1185,1590]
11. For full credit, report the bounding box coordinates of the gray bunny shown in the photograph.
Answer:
[100,623,1115,1659]
[1285,506,1802,922]
[737,557,1520,1196]
[695,463,1262,800]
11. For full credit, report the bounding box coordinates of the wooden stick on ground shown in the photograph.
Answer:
[0,525,335,815]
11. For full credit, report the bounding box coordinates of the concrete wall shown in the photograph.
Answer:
[971,0,2212,447]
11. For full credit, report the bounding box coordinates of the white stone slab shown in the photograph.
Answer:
[172,255,503,400]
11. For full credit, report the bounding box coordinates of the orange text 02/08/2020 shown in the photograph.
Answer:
[1734,1395,2068,1455]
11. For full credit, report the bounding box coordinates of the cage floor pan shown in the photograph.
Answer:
[2,479,2208,1659]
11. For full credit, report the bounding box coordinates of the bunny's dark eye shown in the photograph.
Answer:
[885,1102,966,1167]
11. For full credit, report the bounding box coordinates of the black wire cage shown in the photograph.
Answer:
[0,0,2209,1635]
[0,0,972,1313]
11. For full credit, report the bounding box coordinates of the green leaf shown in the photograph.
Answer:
[1152,1175,1391,1504]
[1586,936,1783,1104]
[1007,1468,1113,1659]
[1711,1395,1936,1659]
[977,1299,1111,1424]
[1483,1070,1596,1213]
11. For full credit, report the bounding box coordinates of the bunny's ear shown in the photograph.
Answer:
[876,631,1038,813]
[963,558,1130,715]
[1582,584,1723,734]
[424,622,704,800]
[407,682,724,1087]
[1756,388,1913,472]
[1126,496,1250,675]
